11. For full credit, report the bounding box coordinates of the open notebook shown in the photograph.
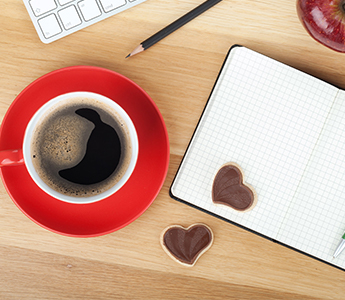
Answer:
[170,45,345,271]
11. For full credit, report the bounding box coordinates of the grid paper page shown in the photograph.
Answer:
[171,46,338,239]
[278,91,345,269]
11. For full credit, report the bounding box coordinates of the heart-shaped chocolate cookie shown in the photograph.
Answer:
[212,163,257,211]
[160,224,213,267]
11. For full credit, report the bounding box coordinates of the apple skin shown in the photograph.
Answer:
[297,0,345,52]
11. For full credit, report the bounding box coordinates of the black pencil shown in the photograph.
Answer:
[126,0,223,58]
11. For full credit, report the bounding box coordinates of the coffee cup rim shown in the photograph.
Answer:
[23,91,139,204]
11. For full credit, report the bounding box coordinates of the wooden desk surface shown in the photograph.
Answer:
[1,0,345,299]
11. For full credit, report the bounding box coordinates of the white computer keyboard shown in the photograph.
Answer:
[23,0,147,44]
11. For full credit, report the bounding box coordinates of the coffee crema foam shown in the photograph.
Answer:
[31,97,132,197]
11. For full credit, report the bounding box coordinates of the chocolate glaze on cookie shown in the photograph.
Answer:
[162,224,213,266]
[212,163,256,211]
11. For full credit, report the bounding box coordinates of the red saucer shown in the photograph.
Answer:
[0,66,169,237]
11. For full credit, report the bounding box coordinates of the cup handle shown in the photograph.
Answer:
[0,149,24,167]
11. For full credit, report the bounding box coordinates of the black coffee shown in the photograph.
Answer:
[31,97,132,197]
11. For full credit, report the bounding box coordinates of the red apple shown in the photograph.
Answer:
[297,0,345,52]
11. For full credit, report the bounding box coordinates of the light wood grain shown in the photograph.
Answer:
[1,0,345,299]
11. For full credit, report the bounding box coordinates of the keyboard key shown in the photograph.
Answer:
[58,5,82,30]
[99,0,126,13]
[58,0,74,5]
[38,14,62,38]
[29,0,57,17]
[78,0,101,21]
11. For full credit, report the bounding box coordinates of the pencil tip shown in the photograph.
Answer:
[126,45,144,58]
